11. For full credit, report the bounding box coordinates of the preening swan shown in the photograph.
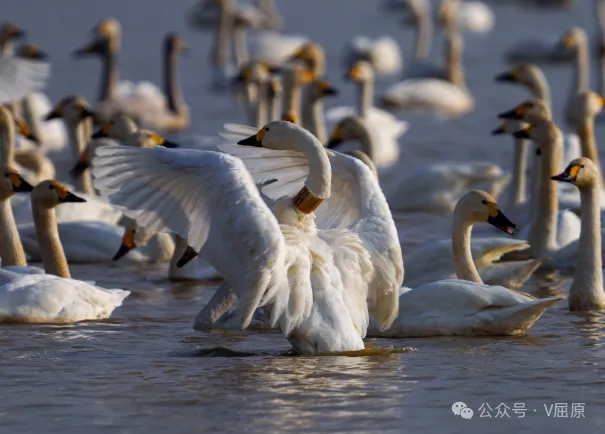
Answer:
[0,179,129,322]
[551,158,605,311]
[369,190,561,338]
[92,121,402,354]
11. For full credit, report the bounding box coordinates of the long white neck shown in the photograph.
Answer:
[302,91,327,144]
[298,132,332,199]
[232,24,249,67]
[530,135,561,258]
[355,122,376,162]
[414,8,432,60]
[577,119,605,187]
[32,203,71,278]
[213,0,233,67]
[253,82,268,128]
[0,121,15,166]
[283,76,302,118]
[508,137,528,208]
[567,41,589,121]
[99,45,119,102]
[451,211,483,283]
[527,69,551,106]
[445,32,466,90]
[570,182,605,310]
[163,41,185,115]
[0,198,27,266]
[193,281,237,329]
[269,88,281,122]
[356,78,373,118]
[68,121,94,194]
[528,144,541,224]
[22,95,44,145]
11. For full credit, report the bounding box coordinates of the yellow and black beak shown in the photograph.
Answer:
[513,127,532,139]
[73,38,106,58]
[150,132,179,148]
[320,81,339,96]
[491,122,506,135]
[16,119,40,144]
[237,128,265,147]
[487,209,517,236]
[326,126,343,149]
[79,106,96,120]
[8,172,34,193]
[59,190,86,203]
[494,71,517,83]
[69,151,90,179]
[113,230,136,261]
[44,106,63,121]
[498,103,531,120]
[551,164,580,183]
[176,245,199,268]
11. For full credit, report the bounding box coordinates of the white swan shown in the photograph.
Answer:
[73,20,189,131]
[0,179,129,322]
[326,61,408,169]
[551,158,605,310]
[368,190,562,338]
[92,121,402,354]
[342,36,402,77]
[494,63,581,171]
[380,26,474,116]
[0,38,49,105]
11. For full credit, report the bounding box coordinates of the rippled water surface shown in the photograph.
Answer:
[3,0,605,432]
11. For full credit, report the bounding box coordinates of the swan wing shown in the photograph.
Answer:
[0,56,49,104]
[91,144,287,328]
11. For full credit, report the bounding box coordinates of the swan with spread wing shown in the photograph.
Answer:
[92,121,402,354]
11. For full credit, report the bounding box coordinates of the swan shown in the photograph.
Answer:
[73,20,189,131]
[325,61,408,169]
[379,26,474,116]
[112,219,220,282]
[92,121,402,354]
[551,158,605,310]
[368,190,562,338]
[13,44,67,155]
[326,113,507,213]
[300,78,339,145]
[279,63,314,121]
[342,37,402,77]
[232,61,274,127]
[494,63,581,169]
[447,1,494,34]
[0,179,129,322]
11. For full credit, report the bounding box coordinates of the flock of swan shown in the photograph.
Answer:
[0,0,604,355]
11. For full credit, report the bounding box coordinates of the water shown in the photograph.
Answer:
[2,0,605,432]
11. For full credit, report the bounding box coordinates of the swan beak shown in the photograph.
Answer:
[9,173,34,193]
[237,128,265,147]
[150,132,179,148]
[495,72,516,83]
[113,230,136,261]
[92,122,111,139]
[177,246,199,268]
[513,128,531,139]
[61,191,87,203]
[320,81,339,96]
[551,164,580,183]
[487,209,517,236]
[44,106,63,121]
[162,140,179,149]
[491,122,506,135]
[498,102,531,120]
[70,151,90,179]
[327,125,343,148]
[79,106,96,120]
[73,39,105,57]
[16,119,40,144]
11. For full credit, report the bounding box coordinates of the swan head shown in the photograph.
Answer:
[491,119,528,136]
[165,32,188,56]
[346,61,374,83]
[15,44,48,61]
[437,0,460,28]
[327,116,367,149]
[307,79,339,100]
[13,116,39,144]
[0,22,26,46]
[138,130,180,149]
[32,180,86,208]
[552,157,599,189]
[513,119,561,150]
[0,105,38,143]
[113,220,156,261]
[91,115,138,140]
[402,0,429,25]
[568,90,604,125]
[456,190,517,235]
[44,95,95,124]
[93,18,121,40]
[232,61,271,86]
[495,63,541,86]
[237,120,315,151]
[560,27,588,52]
[498,98,551,125]
[282,63,315,88]
[289,42,324,75]
[0,167,33,200]
[74,18,120,58]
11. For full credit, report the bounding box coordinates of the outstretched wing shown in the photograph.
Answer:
[92,144,287,328]
[0,56,49,104]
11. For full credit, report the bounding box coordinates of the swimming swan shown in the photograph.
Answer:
[92,121,402,354]
[0,179,129,322]
[368,190,562,337]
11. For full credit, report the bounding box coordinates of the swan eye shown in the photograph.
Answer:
[536,149,541,156]
[49,185,54,190]
[265,127,270,132]
[481,200,487,205]
[581,164,585,168]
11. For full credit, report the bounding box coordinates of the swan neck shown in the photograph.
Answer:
[269,89,281,122]
[283,78,302,118]
[22,95,44,144]
[232,25,249,67]
[302,91,326,144]
[529,70,551,106]
[213,1,233,66]
[254,82,268,128]
[357,78,373,118]
[415,10,431,60]
[451,212,483,284]
[0,199,27,266]
[510,137,528,207]
[357,123,376,162]
[567,42,589,112]
[530,136,561,257]
[0,119,15,166]
[577,120,603,184]
[100,48,119,102]
[32,203,70,278]
[163,42,184,115]
[295,134,332,207]
[71,122,94,195]
[194,281,237,329]
[445,33,466,90]
[570,184,605,310]
[528,144,540,223]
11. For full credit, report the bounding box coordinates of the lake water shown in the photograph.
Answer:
[2,0,605,433]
